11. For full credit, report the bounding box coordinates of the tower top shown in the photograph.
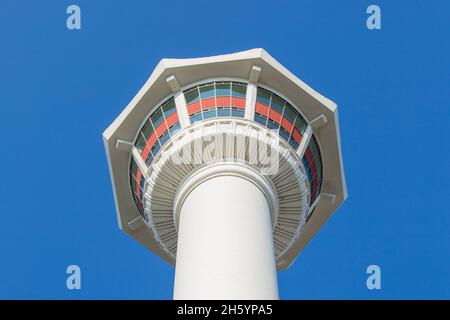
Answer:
[103,49,347,269]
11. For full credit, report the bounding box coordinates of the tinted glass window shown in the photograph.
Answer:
[151,108,164,127]
[270,95,284,114]
[185,88,199,104]
[294,116,307,134]
[284,104,296,123]
[162,99,176,117]
[141,120,154,140]
[135,132,146,152]
[200,84,215,99]
[256,88,271,105]
[216,83,231,96]
[232,83,247,98]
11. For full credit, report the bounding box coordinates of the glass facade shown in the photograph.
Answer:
[130,157,144,216]
[254,86,322,205]
[130,81,323,216]
[302,135,323,204]
[131,97,181,217]
[184,81,247,123]
[254,87,308,150]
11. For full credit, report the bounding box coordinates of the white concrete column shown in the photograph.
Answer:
[173,175,279,300]
[296,125,313,158]
[166,74,190,128]
[244,82,258,120]
[244,65,261,120]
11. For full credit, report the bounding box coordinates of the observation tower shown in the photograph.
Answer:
[103,49,347,299]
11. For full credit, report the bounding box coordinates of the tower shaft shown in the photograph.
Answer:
[173,174,279,299]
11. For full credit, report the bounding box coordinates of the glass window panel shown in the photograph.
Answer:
[190,113,203,124]
[202,109,216,119]
[137,200,143,215]
[289,137,299,149]
[217,107,231,117]
[283,104,297,123]
[316,171,322,191]
[200,84,215,99]
[151,141,161,155]
[159,131,170,146]
[294,116,307,134]
[304,159,313,182]
[267,118,279,130]
[130,180,137,203]
[256,87,271,105]
[255,114,267,126]
[232,83,247,98]
[141,120,154,140]
[150,108,164,127]
[309,136,318,151]
[136,133,146,152]
[309,138,322,173]
[131,190,137,205]
[130,158,138,176]
[309,136,323,194]
[316,154,323,178]
[309,136,320,160]
[215,83,231,96]
[184,88,199,104]
[162,98,176,117]
[169,123,181,136]
[270,95,284,114]
[145,153,154,166]
[279,127,290,142]
[231,108,244,117]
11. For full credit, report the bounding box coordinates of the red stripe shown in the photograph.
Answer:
[292,128,302,144]
[216,96,230,107]
[231,97,246,109]
[305,148,317,181]
[135,169,142,200]
[187,101,201,115]
[201,98,216,110]
[165,112,179,127]
[305,148,317,202]
[155,121,167,138]
[255,102,269,116]
[141,132,158,160]
[281,117,293,133]
[268,108,282,124]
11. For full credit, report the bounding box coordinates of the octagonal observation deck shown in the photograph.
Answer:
[103,49,347,270]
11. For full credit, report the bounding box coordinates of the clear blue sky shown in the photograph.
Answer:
[0,0,449,299]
